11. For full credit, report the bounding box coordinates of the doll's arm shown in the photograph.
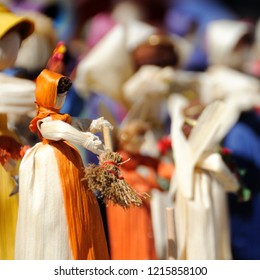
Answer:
[198,152,239,192]
[89,117,113,133]
[39,118,105,155]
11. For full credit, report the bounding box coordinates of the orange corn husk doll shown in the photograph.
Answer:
[105,120,174,260]
[15,69,109,260]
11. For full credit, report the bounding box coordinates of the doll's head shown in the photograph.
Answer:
[206,19,253,70]
[56,76,72,109]
[35,69,72,110]
[0,4,34,70]
[118,120,150,154]
[131,33,179,71]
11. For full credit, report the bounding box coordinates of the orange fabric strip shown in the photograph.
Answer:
[51,140,109,260]
[29,105,71,137]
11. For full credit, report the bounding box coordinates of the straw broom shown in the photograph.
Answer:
[83,126,147,209]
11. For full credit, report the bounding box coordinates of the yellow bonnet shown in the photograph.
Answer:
[0,4,34,40]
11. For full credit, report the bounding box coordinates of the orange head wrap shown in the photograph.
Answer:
[29,69,71,137]
[35,68,64,109]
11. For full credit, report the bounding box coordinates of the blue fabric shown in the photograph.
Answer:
[61,86,84,117]
[223,110,260,259]
[165,0,236,34]
[165,0,236,70]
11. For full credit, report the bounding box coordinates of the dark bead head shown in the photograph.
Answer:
[57,76,72,94]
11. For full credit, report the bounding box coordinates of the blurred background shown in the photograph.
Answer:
[1,0,260,261]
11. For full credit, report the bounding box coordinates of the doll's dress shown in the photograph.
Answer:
[15,116,109,260]
[106,150,165,260]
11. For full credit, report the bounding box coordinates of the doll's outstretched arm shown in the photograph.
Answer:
[39,118,105,155]
[198,152,239,193]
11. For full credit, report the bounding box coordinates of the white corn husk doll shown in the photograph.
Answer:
[15,69,111,260]
[168,95,239,259]
[73,19,157,107]
[122,65,176,259]
[121,34,180,259]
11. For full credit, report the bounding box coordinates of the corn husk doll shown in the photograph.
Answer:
[121,33,179,259]
[168,95,240,259]
[0,4,34,260]
[105,120,174,260]
[201,28,260,260]
[218,33,260,260]
[15,69,110,260]
[73,19,157,108]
